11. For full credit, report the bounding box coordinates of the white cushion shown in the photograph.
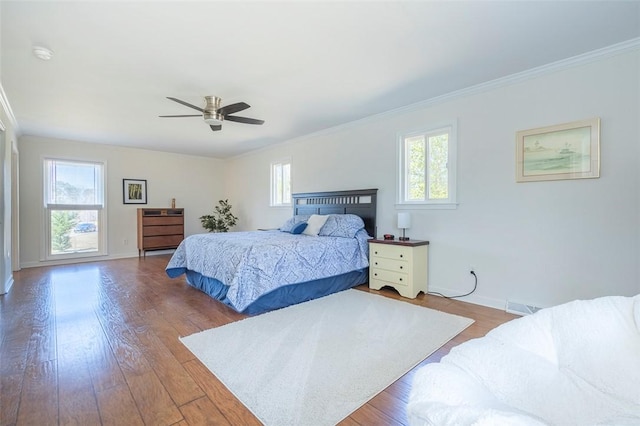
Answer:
[302,214,329,236]
[407,294,640,426]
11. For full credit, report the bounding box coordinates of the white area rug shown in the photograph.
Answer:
[180,289,474,426]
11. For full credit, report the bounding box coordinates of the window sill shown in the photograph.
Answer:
[394,203,458,210]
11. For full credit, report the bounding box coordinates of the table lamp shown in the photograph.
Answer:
[397,212,411,241]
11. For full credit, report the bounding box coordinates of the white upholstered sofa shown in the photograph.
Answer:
[407,294,640,425]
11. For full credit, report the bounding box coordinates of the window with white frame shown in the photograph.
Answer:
[398,121,457,208]
[44,158,106,259]
[270,159,291,206]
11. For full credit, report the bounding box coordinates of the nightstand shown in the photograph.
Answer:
[368,239,429,299]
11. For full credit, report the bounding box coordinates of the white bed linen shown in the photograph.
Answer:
[408,294,640,425]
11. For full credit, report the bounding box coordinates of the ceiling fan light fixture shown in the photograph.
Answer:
[33,45,54,61]
[203,111,224,125]
[203,96,223,124]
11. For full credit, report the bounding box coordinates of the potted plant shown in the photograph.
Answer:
[199,199,238,232]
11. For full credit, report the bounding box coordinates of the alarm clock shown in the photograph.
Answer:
[383,234,395,240]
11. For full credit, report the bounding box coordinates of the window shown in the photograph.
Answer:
[398,121,457,208]
[44,158,106,259]
[270,159,291,206]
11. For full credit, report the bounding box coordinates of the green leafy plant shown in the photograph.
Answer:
[51,210,79,252]
[199,199,238,232]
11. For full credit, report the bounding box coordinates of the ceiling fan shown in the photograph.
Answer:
[159,96,265,132]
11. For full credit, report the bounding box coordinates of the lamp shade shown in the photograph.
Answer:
[397,212,411,229]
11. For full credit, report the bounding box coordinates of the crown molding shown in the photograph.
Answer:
[0,82,20,135]
[240,37,640,157]
[394,37,640,115]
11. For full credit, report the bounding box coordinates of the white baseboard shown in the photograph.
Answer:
[20,249,175,269]
[1,276,14,294]
[427,285,506,311]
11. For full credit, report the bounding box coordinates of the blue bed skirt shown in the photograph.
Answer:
[182,268,369,315]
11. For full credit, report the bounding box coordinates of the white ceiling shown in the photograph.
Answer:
[1,1,639,158]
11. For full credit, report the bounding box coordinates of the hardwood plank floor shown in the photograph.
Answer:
[0,255,517,425]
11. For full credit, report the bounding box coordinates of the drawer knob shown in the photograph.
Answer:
[400,254,403,258]
[374,273,377,277]
[374,262,378,265]
[399,266,403,269]
[399,278,403,282]
[374,251,378,255]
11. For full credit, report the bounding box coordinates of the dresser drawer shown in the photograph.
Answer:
[370,268,408,287]
[370,257,409,273]
[143,225,184,237]
[370,244,412,261]
[143,235,183,248]
[143,216,184,226]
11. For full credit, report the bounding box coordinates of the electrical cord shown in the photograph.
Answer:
[428,270,478,299]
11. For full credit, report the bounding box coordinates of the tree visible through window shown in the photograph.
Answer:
[271,159,291,206]
[407,135,426,200]
[398,122,457,207]
[428,133,449,200]
[51,210,79,253]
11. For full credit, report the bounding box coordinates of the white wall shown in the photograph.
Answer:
[226,48,640,310]
[19,136,225,267]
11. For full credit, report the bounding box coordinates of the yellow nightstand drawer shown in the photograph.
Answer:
[371,269,408,287]
[370,244,412,261]
[370,257,408,273]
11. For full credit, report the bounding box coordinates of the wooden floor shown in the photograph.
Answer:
[0,255,517,426]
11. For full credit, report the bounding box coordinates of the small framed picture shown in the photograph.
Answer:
[123,179,147,204]
[516,118,600,183]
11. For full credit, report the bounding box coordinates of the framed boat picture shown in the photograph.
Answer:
[516,118,600,183]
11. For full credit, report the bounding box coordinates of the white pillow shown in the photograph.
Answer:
[302,214,329,236]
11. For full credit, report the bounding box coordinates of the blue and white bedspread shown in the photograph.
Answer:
[166,229,370,312]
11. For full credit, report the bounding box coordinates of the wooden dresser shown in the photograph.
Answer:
[368,239,429,299]
[137,208,184,257]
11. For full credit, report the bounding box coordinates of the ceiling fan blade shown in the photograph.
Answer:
[210,124,222,132]
[218,102,250,116]
[225,115,265,125]
[167,97,204,112]
[159,114,202,118]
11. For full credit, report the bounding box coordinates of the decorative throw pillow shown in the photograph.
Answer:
[279,215,311,232]
[302,214,329,236]
[318,214,365,238]
[290,222,308,234]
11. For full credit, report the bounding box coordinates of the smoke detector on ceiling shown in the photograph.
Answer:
[33,45,54,61]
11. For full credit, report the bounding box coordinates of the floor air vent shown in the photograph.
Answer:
[505,301,542,316]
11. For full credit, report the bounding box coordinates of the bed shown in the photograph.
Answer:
[166,189,378,314]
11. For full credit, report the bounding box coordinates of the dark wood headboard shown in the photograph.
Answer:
[292,188,378,238]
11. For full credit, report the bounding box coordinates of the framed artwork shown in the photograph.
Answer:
[516,118,600,183]
[123,179,147,204]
